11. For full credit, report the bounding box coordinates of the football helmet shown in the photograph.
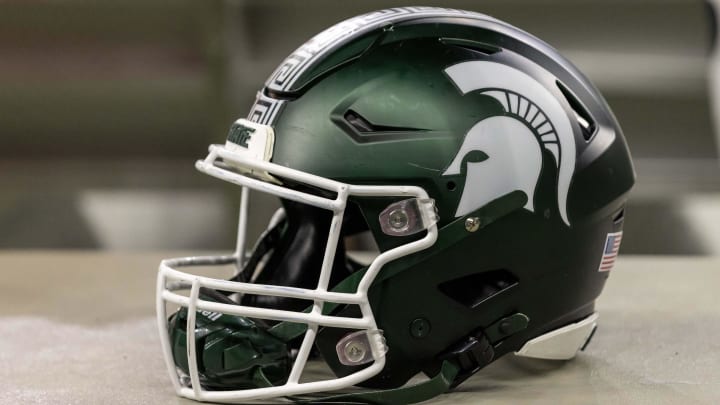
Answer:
[157,7,634,403]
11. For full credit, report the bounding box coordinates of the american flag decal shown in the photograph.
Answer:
[598,231,623,272]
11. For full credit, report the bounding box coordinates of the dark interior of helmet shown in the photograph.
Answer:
[219,198,369,313]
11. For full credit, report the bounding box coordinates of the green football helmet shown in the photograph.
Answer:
[157,6,634,403]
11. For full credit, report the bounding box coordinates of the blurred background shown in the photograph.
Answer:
[1,0,719,255]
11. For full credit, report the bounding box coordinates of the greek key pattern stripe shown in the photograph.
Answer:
[267,7,495,93]
[247,92,285,125]
[250,7,495,125]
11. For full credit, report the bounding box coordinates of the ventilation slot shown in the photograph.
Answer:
[556,81,597,141]
[344,110,426,133]
[613,208,625,224]
[345,110,374,133]
[439,269,518,309]
[439,37,501,55]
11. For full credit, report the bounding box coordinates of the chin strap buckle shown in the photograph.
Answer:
[439,330,494,388]
[439,312,529,387]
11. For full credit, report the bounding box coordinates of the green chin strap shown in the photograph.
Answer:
[288,361,460,404]
[242,357,459,405]
[245,359,459,405]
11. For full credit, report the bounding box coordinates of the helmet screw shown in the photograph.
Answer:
[410,318,431,338]
[499,319,513,335]
[465,217,481,232]
[388,208,409,231]
[343,340,367,364]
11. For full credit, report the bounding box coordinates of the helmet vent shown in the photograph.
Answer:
[556,81,596,141]
[343,110,427,133]
[439,37,501,55]
[345,110,374,133]
[613,207,625,224]
[438,269,518,309]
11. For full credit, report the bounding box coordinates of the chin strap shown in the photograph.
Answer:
[288,360,460,405]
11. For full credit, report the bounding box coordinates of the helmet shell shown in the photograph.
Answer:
[246,7,634,388]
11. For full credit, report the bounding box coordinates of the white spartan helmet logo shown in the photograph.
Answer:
[443,61,576,226]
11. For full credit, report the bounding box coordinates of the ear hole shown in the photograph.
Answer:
[439,269,518,309]
[556,81,597,141]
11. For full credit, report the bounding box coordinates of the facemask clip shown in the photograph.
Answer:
[336,329,388,366]
[379,198,439,237]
